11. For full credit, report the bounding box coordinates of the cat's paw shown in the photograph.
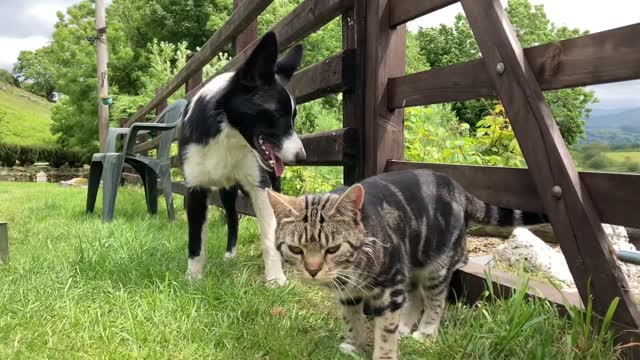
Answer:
[338,342,359,355]
[411,329,437,341]
[265,275,287,288]
[397,323,413,337]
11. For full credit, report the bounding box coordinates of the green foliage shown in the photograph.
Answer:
[12,47,57,100]
[413,0,596,145]
[0,70,17,86]
[0,80,55,146]
[404,104,525,167]
[0,143,89,168]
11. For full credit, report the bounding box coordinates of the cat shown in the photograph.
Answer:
[266,169,547,359]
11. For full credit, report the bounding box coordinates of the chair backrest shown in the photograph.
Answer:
[156,99,188,160]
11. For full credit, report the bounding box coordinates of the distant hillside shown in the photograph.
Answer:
[582,107,640,145]
[0,80,55,146]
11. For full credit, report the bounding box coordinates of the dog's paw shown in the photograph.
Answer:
[223,248,237,261]
[185,270,203,281]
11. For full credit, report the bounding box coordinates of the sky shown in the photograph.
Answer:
[0,0,638,109]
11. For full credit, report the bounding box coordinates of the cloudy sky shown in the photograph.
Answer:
[0,0,638,109]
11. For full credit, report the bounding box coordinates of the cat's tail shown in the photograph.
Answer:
[464,193,548,227]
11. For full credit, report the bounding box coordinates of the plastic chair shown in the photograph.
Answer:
[86,99,187,222]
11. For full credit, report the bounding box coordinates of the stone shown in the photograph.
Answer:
[495,228,575,288]
[36,171,48,183]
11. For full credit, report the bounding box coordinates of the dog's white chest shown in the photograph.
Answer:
[182,126,261,189]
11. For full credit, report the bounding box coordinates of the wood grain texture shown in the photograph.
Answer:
[233,0,258,55]
[363,0,406,177]
[186,0,352,99]
[289,50,355,104]
[342,3,366,184]
[389,23,640,108]
[124,0,273,127]
[389,0,459,28]
[385,161,640,229]
[462,0,640,330]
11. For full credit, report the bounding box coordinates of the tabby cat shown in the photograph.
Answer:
[266,169,547,359]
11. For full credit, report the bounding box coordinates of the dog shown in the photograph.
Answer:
[178,31,305,286]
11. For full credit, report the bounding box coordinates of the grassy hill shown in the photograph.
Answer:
[606,151,640,162]
[0,80,55,146]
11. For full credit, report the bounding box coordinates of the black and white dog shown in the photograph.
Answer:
[179,32,305,285]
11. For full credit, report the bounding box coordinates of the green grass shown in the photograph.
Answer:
[605,151,640,162]
[0,183,620,359]
[0,81,55,146]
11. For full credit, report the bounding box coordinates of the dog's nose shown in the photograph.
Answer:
[295,149,306,163]
[306,268,320,277]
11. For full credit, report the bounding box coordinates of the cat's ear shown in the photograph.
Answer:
[330,184,365,218]
[266,189,301,220]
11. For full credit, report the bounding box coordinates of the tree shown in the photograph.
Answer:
[12,48,57,100]
[414,0,596,145]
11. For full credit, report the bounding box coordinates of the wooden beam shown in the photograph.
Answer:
[385,161,640,229]
[233,0,258,55]
[342,2,366,184]
[462,0,640,330]
[389,23,640,108]
[186,0,352,99]
[169,128,358,168]
[389,0,459,28]
[290,50,355,104]
[363,0,406,177]
[124,0,273,127]
[172,182,255,216]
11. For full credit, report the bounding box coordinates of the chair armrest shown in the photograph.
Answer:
[106,128,131,152]
[123,122,180,154]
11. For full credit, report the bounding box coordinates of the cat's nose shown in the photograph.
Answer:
[306,268,320,277]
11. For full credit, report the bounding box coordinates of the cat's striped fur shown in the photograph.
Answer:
[267,169,547,359]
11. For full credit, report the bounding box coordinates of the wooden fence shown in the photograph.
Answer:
[117,0,640,352]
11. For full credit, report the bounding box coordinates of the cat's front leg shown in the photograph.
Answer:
[370,288,405,360]
[338,297,368,354]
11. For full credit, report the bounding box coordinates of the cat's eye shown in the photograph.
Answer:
[288,245,304,255]
[325,245,341,254]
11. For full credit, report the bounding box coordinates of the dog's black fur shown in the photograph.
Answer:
[178,32,304,282]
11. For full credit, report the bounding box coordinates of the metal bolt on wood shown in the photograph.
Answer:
[551,185,562,199]
[496,62,505,75]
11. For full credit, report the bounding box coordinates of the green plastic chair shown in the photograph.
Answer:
[86,99,187,222]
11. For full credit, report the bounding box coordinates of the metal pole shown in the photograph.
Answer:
[0,222,8,264]
[617,250,640,266]
[96,0,109,152]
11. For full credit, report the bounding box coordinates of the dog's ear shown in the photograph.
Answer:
[237,31,278,85]
[275,44,304,84]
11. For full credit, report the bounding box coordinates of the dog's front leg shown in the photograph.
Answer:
[249,188,286,286]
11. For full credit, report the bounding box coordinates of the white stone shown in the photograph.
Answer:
[495,228,575,288]
[35,171,48,183]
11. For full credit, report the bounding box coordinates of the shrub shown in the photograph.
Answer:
[0,143,90,168]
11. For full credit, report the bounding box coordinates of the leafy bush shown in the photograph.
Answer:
[404,104,525,167]
[0,143,89,168]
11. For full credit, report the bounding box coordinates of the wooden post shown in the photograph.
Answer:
[342,2,366,185]
[0,222,8,264]
[155,88,168,115]
[185,53,204,94]
[461,0,640,335]
[95,0,109,152]
[233,0,258,55]
[362,0,406,178]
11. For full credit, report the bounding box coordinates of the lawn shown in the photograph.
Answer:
[0,81,55,146]
[0,183,619,359]
[605,151,640,163]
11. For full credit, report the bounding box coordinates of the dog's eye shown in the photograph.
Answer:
[325,245,341,254]
[288,245,304,255]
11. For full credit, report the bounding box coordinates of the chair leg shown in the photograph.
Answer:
[86,162,103,214]
[162,174,175,221]
[101,160,123,222]
[144,167,158,215]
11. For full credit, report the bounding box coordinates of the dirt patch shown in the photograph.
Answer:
[466,236,504,256]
